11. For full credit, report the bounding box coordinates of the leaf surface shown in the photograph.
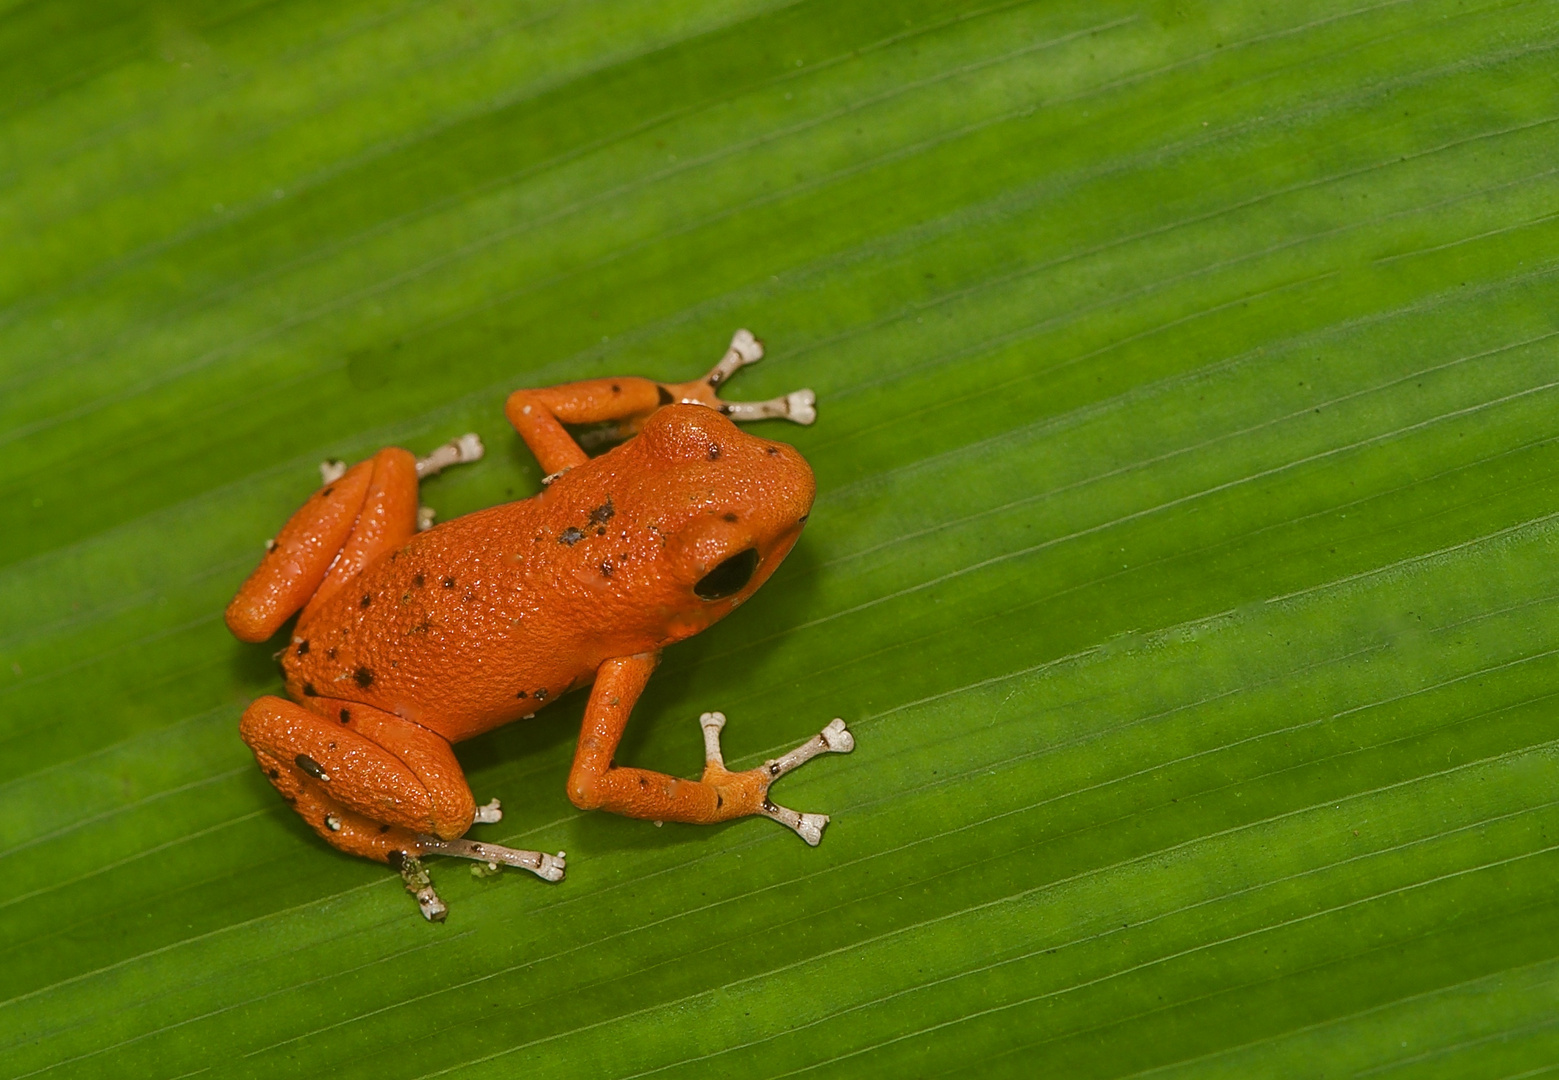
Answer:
[3,1,1559,1076]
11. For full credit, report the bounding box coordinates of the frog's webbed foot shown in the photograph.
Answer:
[411,432,485,531]
[701,712,854,845]
[667,329,817,426]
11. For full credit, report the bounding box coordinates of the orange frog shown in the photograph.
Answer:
[226,330,853,920]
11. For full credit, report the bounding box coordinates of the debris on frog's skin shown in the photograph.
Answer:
[417,506,437,531]
[390,851,446,923]
[470,861,503,878]
[319,459,348,485]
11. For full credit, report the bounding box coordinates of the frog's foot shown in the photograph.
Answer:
[666,329,817,426]
[704,328,765,387]
[472,797,503,824]
[414,834,567,882]
[412,433,485,530]
[416,432,484,479]
[701,712,853,845]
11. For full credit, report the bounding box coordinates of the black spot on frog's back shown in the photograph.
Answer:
[355,666,375,688]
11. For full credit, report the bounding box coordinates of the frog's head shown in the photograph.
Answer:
[629,404,814,644]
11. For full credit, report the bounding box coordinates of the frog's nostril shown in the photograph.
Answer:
[694,548,758,601]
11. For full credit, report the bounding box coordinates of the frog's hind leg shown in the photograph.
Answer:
[296,448,421,625]
[227,448,413,643]
[241,695,475,848]
[240,695,561,920]
[225,458,377,643]
[229,437,485,643]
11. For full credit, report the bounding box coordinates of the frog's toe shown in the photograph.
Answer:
[760,801,829,846]
[722,387,817,425]
[728,328,764,366]
[414,834,567,882]
[472,797,503,824]
[705,329,765,387]
[416,431,486,479]
[763,717,853,782]
[784,389,817,425]
[733,717,853,843]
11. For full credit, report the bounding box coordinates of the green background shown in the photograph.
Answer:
[4,0,1559,1075]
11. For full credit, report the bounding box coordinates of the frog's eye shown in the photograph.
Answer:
[694,548,758,601]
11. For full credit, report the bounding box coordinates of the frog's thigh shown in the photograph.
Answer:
[298,448,419,624]
[240,696,475,847]
[225,459,376,643]
[285,781,424,863]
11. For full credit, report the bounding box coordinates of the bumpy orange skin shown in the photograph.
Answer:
[281,407,811,740]
[227,397,814,864]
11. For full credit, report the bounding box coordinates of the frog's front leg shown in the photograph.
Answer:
[664,328,818,426]
[503,329,815,477]
[567,654,853,843]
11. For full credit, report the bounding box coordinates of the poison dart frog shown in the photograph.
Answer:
[226,330,853,920]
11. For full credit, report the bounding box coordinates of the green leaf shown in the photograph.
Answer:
[4,0,1559,1075]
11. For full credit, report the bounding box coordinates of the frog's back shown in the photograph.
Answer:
[277,404,812,741]
[280,497,611,740]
